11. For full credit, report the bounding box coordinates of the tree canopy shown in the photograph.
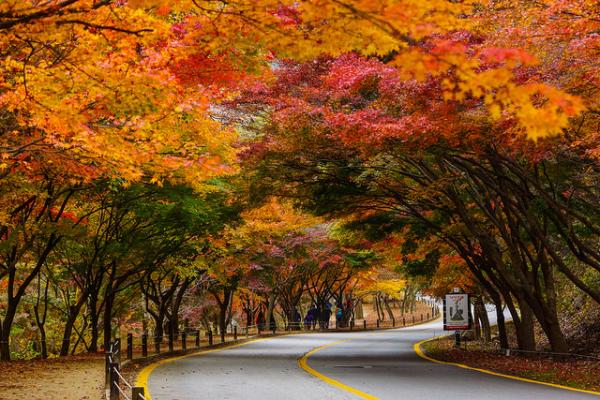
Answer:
[1,0,599,361]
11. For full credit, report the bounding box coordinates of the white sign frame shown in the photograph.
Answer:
[444,293,471,330]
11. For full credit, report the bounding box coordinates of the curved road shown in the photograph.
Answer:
[146,318,598,400]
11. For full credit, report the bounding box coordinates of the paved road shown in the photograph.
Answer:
[147,318,598,400]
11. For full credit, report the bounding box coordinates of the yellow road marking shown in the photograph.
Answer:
[298,339,380,400]
[137,315,440,400]
[414,337,600,397]
[136,337,272,400]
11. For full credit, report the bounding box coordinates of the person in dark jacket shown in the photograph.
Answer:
[256,310,265,331]
[305,306,317,330]
[323,304,332,330]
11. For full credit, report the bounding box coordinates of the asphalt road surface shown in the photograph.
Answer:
[147,317,598,400]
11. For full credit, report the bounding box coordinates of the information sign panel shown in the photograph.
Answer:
[444,293,471,330]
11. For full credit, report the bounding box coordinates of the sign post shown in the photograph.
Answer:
[444,289,471,347]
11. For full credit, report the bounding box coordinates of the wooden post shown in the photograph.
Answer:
[392,319,396,327]
[421,314,423,321]
[109,363,120,400]
[403,317,406,326]
[105,352,112,389]
[127,333,133,360]
[195,330,200,348]
[427,313,430,320]
[182,332,187,351]
[376,319,380,328]
[363,320,367,330]
[412,315,415,324]
[132,387,145,400]
[234,326,238,341]
[142,334,148,357]
[208,330,213,346]
[114,339,121,364]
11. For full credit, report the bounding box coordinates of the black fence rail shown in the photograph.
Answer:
[107,339,146,400]
[427,329,600,365]
[499,347,600,363]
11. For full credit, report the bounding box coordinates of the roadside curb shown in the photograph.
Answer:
[413,337,600,398]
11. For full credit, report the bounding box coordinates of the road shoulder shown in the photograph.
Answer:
[414,337,600,397]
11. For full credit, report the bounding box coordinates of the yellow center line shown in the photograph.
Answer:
[297,339,380,400]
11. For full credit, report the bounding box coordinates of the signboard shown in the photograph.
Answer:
[443,293,471,330]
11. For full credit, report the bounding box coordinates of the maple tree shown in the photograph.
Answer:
[0,0,238,359]
[0,0,244,182]
[234,199,321,328]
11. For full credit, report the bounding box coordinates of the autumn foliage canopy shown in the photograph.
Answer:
[0,0,598,361]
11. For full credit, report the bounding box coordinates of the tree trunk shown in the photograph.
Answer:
[0,307,16,361]
[515,301,536,351]
[374,294,383,322]
[59,298,86,357]
[264,292,277,330]
[88,290,101,353]
[0,318,3,361]
[0,234,59,361]
[169,279,190,340]
[219,289,233,343]
[474,297,491,342]
[473,302,482,340]
[152,310,166,343]
[491,294,509,349]
[103,287,115,351]
[33,274,50,358]
[383,296,395,324]
[543,319,569,353]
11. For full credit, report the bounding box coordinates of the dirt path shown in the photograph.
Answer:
[0,356,104,400]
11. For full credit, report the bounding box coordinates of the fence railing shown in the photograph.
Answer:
[426,330,600,364]
[499,347,600,362]
[107,339,146,400]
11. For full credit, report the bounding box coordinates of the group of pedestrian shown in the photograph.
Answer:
[303,303,336,329]
[253,300,352,331]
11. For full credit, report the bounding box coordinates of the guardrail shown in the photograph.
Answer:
[426,329,600,364]
[107,339,146,400]
[499,347,600,362]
